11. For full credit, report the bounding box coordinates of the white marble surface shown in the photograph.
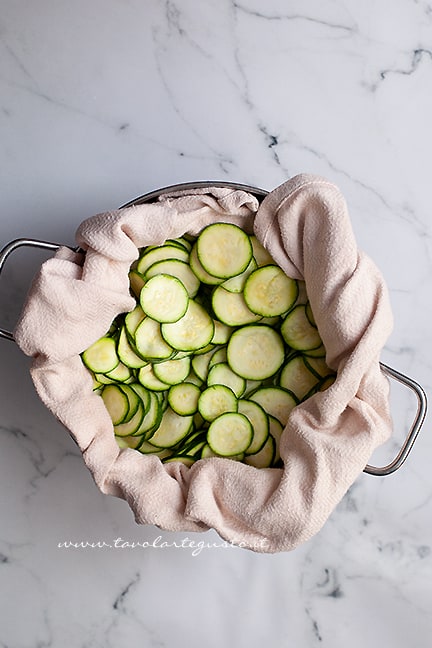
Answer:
[0,1,431,646]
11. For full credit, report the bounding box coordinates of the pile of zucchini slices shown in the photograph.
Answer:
[81,223,335,468]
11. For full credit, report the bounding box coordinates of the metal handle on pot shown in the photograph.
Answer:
[0,238,62,341]
[0,235,428,476]
[365,363,427,476]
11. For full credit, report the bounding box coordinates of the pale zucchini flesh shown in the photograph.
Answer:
[196,222,252,279]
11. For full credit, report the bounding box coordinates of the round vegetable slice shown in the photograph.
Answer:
[148,407,193,448]
[82,337,119,373]
[145,259,200,298]
[196,223,253,279]
[161,300,214,351]
[249,387,297,426]
[168,383,201,415]
[280,304,323,351]
[140,274,189,323]
[101,384,129,425]
[243,265,298,317]
[227,325,285,380]
[198,384,238,422]
[207,412,253,456]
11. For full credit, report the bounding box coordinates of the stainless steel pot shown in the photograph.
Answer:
[0,181,427,477]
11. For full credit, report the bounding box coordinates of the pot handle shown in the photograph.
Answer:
[0,238,427,476]
[0,238,62,341]
[366,363,427,476]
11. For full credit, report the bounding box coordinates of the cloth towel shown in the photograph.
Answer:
[14,174,393,553]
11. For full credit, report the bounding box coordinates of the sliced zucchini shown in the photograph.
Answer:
[207,362,245,398]
[138,440,172,459]
[114,401,145,437]
[279,355,320,401]
[152,356,191,385]
[145,259,200,298]
[133,390,163,438]
[243,265,298,317]
[163,455,196,466]
[83,221,333,468]
[161,300,214,351]
[124,305,146,337]
[208,346,228,369]
[189,245,223,285]
[238,399,269,455]
[305,301,316,326]
[250,235,274,267]
[117,326,148,369]
[138,364,171,391]
[211,320,233,345]
[128,270,146,299]
[101,385,129,425]
[136,244,189,275]
[303,355,334,379]
[198,385,238,422]
[280,305,323,351]
[148,407,194,448]
[207,412,253,456]
[211,286,261,327]
[268,415,284,465]
[227,325,285,380]
[220,257,257,293]
[140,274,189,323]
[118,384,141,422]
[244,434,275,468]
[82,337,119,374]
[168,383,201,415]
[249,386,297,426]
[105,361,132,383]
[196,223,253,279]
[116,434,145,450]
[135,317,174,360]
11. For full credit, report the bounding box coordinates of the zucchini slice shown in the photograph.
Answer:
[114,401,145,437]
[211,286,261,327]
[136,244,189,274]
[196,223,253,279]
[101,385,129,425]
[152,356,191,385]
[135,317,174,360]
[243,265,298,317]
[189,244,223,285]
[207,412,253,456]
[140,274,189,323]
[238,399,269,455]
[207,362,246,398]
[161,300,214,351]
[198,385,238,422]
[244,433,275,468]
[279,355,320,401]
[148,407,194,448]
[249,235,274,267]
[249,387,297,426]
[168,383,201,415]
[227,325,285,380]
[280,305,323,351]
[117,326,148,369]
[145,259,200,298]
[82,337,119,374]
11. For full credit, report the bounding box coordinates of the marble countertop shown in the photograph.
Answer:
[1,1,431,646]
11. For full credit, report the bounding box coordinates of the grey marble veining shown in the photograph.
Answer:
[0,1,431,646]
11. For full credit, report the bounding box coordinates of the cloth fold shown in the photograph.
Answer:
[14,174,393,553]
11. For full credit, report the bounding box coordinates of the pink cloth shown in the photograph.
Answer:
[14,174,393,553]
